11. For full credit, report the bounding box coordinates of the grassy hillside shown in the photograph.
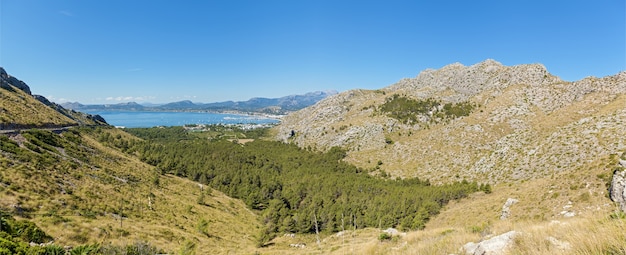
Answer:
[0,127,261,254]
[0,85,77,128]
[0,67,106,129]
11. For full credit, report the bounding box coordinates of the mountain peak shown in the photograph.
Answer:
[67,91,335,114]
[388,59,560,99]
[478,58,503,66]
[274,60,626,184]
[165,100,196,105]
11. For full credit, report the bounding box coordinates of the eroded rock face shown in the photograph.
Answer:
[0,67,32,95]
[274,60,626,184]
[610,168,626,212]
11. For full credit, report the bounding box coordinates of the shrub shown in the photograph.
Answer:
[12,220,52,243]
[196,218,210,237]
[384,136,393,144]
[378,95,476,124]
[22,130,63,150]
[45,245,68,255]
[70,244,101,255]
[0,136,19,154]
[480,183,492,194]
[0,238,16,255]
[609,210,626,220]
[179,240,196,255]
[98,242,162,255]
[378,232,392,241]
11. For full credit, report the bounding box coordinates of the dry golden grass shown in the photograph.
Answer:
[0,86,76,127]
[1,128,623,254]
[509,215,626,255]
[345,212,625,255]
[0,128,262,254]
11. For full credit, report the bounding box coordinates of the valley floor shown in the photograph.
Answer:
[257,156,626,254]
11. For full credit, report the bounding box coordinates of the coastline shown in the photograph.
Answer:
[80,108,286,120]
[83,110,282,128]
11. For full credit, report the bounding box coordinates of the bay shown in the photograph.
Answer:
[84,111,280,128]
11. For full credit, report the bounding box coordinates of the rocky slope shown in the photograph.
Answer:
[274,60,626,183]
[0,67,31,94]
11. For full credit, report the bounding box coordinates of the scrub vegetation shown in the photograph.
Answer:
[378,94,476,124]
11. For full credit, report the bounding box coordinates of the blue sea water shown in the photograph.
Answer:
[84,111,280,128]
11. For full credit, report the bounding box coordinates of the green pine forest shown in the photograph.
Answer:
[119,126,490,244]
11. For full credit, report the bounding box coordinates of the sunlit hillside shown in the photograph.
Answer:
[271,60,626,254]
[275,60,626,184]
[1,62,625,254]
[258,152,626,254]
[0,67,106,129]
[0,127,265,254]
[0,82,77,128]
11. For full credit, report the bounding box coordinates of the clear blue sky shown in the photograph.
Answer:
[1,0,624,104]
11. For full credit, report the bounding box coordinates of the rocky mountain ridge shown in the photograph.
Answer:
[274,60,626,183]
[0,67,31,94]
[63,90,338,115]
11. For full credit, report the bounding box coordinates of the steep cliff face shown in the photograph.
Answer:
[274,60,626,183]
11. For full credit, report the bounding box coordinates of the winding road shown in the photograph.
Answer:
[0,126,75,135]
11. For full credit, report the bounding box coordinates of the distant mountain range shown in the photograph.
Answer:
[62,91,338,115]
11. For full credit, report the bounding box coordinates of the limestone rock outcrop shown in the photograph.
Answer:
[463,231,519,255]
[610,164,626,212]
[500,198,518,220]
